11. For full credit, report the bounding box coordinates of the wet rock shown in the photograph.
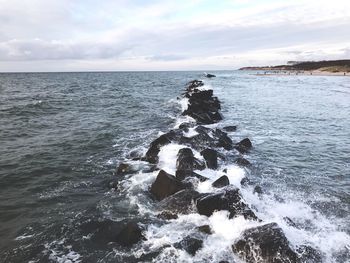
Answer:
[223,126,237,132]
[157,211,178,220]
[240,177,251,186]
[197,225,212,235]
[235,157,251,167]
[235,138,252,154]
[214,129,233,150]
[283,217,298,228]
[176,148,205,171]
[116,163,132,175]
[296,245,323,263]
[175,170,208,182]
[232,223,298,263]
[205,73,216,78]
[212,175,230,188]
[200,148,218,169]
[116,162,157,176]
[174,236,203,256]
[150,170,185,201]
[195,188,258,220]
[115,222,145,247]
[158,189,199,215]
[253,185,263,195]
[80,219,122,245]
[145,131,182,163]
[108,180,119,189]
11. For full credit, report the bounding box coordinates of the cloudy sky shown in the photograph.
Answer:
[0,0,349,72]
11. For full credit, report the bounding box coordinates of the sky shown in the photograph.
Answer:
[0,0,349,72]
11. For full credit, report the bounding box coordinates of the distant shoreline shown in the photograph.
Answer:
[240,59,350,76]
[252,70,349,77]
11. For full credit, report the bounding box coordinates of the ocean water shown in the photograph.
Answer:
[0,71,349,262]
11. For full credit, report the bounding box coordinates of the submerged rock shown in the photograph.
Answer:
[212,175,230,188]
[200,148,218,169]
[235,138,252,154]
[223,126,237,132]
[195,188,258,220]
[235,157,251,167]
[197,225,212,235]
[157,211,178,220]
[253,185,263,195]
[150,170,185,201]
[115,222,145,247]
[174,236,203,256]
[232,223,298,263]
[116,163,132,175]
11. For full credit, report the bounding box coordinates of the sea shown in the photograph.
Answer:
[0,71,349,262]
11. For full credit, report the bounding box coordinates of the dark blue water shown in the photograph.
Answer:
[0,71,349,262]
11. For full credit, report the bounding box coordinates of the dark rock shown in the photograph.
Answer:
[157,211,178,220]
[200,148,218,169]
[145,131,181,163]
[196,188,258,220]
[232,223,298,263]
[235,157,251,167]
[296,245,323,263]
[240,177,251,186]
[174,236,203,256]
[158,189,199,215]
[223,126,237,132]
[214,129,233,150]
[253,185,263,195]
[115,222,145,247]
[235,138,252,154]
[197,225,212,235]
[212,175,230,188]
[176,148,206,172]
[175,170,208,182]
[150,170,185,201]
[283,217,299,228]
[205,73,216,78]
[116,163,132,175]
[108,180,119,189]
[80,219,122,245]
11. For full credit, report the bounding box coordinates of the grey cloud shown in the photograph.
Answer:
[0,39,131,61]
[146,54,187,61]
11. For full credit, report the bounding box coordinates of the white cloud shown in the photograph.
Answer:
[0,0,349,71]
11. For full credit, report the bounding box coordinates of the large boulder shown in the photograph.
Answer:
[213,129,233,150]
[212,175,230,188]
[235,138,252,154]
[158,189,199,215]
[176,148,205,171]
[144,133,172,163]
[150,170,185,201]
[200,148,218,169]
[115,222,145,247]
[195,188,258,220]
[232,223,298,263]
[235,157,251,167]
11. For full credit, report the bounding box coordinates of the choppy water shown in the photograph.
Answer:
[0,71,349,262]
